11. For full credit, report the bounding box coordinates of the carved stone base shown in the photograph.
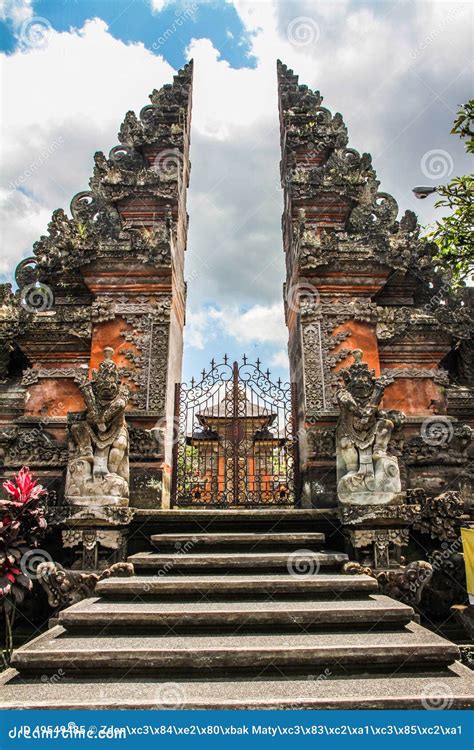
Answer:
[61,503,134,571]
[337,457,402,506]
[66,458,129,506]
[340,502,417,568]
[62,526,129,570]
[68,496,129,512]
[339,502,420,527]
[348,527,408,568]
[65,504,135,524]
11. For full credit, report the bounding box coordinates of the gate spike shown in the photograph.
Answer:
[265,368,270,378]
[201,368,206,379]
[210,358,215,369]
[223,353,228,364]
[243,353,247,364]
[277,377,282,388]
[190,376,195,388]
[256,357,261,370]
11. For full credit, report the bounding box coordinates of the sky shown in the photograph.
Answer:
[0,0,472,384]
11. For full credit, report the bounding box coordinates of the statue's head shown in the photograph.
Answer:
[341,349,376,401]
[92,347,120,403]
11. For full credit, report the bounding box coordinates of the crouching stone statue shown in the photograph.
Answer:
[65,347,130,506]
[336,350,403,506]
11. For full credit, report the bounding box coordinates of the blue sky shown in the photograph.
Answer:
[1,0,256,68]
[0,0,472,384]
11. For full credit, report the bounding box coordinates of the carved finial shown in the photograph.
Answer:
[352,349,363,364]
[103,347,114,361]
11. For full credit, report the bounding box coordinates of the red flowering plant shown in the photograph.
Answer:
[0,467,48,665]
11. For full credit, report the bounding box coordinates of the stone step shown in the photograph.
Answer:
[150,532,326,547]
[59,594,414,632]
[139,509,330,521]
[2,662,473,709]
[11,622,459,675]
[132,508,338,537]
[128,550,347,571]
[95,573,379,598]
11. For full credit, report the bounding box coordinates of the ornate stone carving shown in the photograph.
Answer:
[409,489,466,542]
[339,503,420,527]
[349,528,409,568]
[344,559,433,606]
[65,348,130,505]
[120,298,171,412]
[0,284,26,381]
[4,425,67,468]
[62,528,125,550]
[129,426,163,459]
[278,60,472,356]
[62,527,129,570]
[119,62,192,148]
[299,300,378,420]
[402,423,472,466]
[306,427,336,458]
[37,560,134,609]
[336,350,403,505]
[65,504,135,525]
[21,367,86,386]
[10,63,192,295]
[381,367,449,385]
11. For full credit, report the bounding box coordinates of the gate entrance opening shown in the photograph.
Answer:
[172,357,299,507]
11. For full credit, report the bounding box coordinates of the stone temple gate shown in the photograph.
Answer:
[0,61,473,710]
[0,61,472,616]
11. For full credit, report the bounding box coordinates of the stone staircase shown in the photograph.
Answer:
[1,510,473,709]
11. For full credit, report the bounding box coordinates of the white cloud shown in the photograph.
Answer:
[184,302,286,351]
[270,349,289,369]
[210,303,286,345]
[0,0,32,26]
[186,310,212,350]
[150,0,169,11]
[0,18,174,278]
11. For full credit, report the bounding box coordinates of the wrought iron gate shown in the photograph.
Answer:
[171,357,299,507]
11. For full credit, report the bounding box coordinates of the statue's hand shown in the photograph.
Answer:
[97,422,107,433]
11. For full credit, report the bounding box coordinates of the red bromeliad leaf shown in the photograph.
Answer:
[0,467,49,604]
[2,481,20,500]
[2,467,47,505]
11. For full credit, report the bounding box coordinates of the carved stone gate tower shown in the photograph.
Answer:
[0,62,193,510]
[277,61,472,508]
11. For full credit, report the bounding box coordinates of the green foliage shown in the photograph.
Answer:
[429,100,474,284]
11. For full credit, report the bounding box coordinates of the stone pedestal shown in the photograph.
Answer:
[340,503,420,569]
[62,505,134,570]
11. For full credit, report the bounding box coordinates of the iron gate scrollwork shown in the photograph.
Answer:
[171,356,299,507]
